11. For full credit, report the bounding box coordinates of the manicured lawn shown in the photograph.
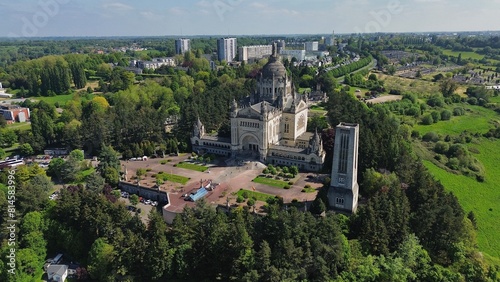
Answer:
[175,162,208,172]
[301,187,316,193]
[252,176,289,188]
[422,137,500,260]
[36,94,78,106]
[157,172,190,185]
[237,189,274,202]
[34,93,93,106]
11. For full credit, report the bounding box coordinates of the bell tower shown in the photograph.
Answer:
[328,123,360,213]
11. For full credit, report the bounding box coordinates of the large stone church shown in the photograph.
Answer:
[191,44,325,171]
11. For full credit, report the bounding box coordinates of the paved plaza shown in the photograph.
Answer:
[120,154,326,214]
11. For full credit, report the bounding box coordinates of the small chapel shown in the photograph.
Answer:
[191,43,325,171]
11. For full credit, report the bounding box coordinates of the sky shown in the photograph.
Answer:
[1,0,499,37]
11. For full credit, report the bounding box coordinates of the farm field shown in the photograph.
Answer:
[422,138,500,260]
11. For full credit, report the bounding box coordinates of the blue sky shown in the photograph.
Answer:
[1,0,499,37]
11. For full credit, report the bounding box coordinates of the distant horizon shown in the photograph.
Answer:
[2,0,500,38]
[1,29,500,41]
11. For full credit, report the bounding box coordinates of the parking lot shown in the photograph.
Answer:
[118,192,155,223]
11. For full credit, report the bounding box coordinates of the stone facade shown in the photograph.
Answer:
[327,123,360,213]
[191,43,325,171]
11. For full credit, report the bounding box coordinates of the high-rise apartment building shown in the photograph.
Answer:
[217,38,237,62]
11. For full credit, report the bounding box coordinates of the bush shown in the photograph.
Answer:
[422,114,434,125]
[446,158,460,170]
[247,198,255,207]
[284,185,291,189]
[304,184,312,189]
[441,110,452,120]
[422,132,440,142]
[411,130,420,138]
[431,111,441,123]
[236,195,245,203]
[288,181,294,185]
[434,141,450,154]
[453,107,466,116]
[242,191,249,199]
[467,97,478,105]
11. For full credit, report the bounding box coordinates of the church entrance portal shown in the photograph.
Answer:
[242,135,259,152]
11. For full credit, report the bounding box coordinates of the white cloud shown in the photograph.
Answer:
[168,7,186,15]
[102,2,133,11]
[140,11,163,21]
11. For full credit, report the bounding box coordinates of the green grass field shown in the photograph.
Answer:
[252,176,289,188]
[423,138,500,259]
[174,162,208,172]
[6,122,31,131]
[442,49,485,60]
[414,105,499,136]
[237,189,274,202]
[157,172,190,185]
[36,93,79,106]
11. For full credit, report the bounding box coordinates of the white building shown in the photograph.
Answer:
[325,31,335,46]
[136,58,176,70]
[175,38,190,55]
[192,44,325,171]
[47,265,68,282]
[279,50,306,61]
[328,123,360,213]
[305,41,319,52]
[239,45,273,63]
[217,38,237,63]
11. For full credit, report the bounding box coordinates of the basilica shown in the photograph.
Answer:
[191,44,325,171]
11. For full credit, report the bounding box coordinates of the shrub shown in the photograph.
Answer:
[247,198,255,207]
[431,111,441,123]
[304,184,312,189]
[288,181,294,185]
[441,110,452,120]
[434,141,450,154]
[467,97,478,105]
[422,114,434,125]
[146,168,152,172]
[422,132,440,142]
[242,191,249,199]
[446,158,460,170]
[453,107,466,116]
[411,130,420,138]
[284,185,291,189]
[236,195,245,203]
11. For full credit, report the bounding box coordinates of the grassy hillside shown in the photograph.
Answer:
[414,105,500,135]
[422,137,500,259]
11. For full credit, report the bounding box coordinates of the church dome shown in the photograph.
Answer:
[262,57,286,78]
